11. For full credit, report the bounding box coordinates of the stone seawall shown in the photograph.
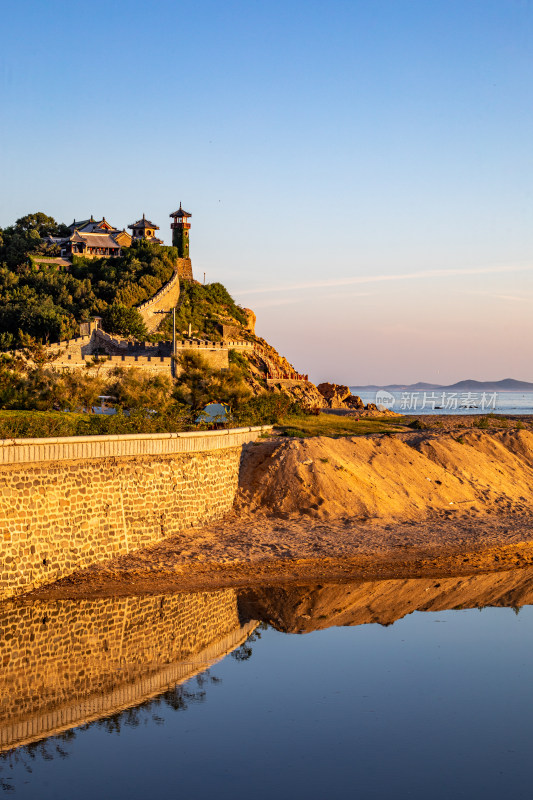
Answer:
[0,590,256,752]
[0,427,269,601]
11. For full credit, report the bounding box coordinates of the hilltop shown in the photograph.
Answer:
[0,212,178,346]
[0,210,336,418]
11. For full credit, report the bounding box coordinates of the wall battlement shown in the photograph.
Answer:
[137,267,182,332]
[49,333,255,376]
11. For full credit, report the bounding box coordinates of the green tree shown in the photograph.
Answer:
[173,351,214,412]
[102,304,148,338]
[14,212,66,237]
[107,368,173,412]
[173,351,251,414]
[50,371,104,412]
[0,355,26,408]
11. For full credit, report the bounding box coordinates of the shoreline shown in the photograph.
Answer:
[25,512,533,600]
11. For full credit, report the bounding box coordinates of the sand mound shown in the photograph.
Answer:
[237,430,533,523]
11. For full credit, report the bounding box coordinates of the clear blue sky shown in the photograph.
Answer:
[1,0,532,384]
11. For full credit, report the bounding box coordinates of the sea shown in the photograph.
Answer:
[350,388,533,416]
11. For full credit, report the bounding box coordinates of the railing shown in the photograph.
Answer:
[0,426,273,465]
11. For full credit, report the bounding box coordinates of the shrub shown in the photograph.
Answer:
[102,304,147,338]
[408,419,425,430]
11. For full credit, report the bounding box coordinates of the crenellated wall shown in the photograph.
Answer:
[137,268,182,332]
[0,427,269,601]
[47,329,254,376]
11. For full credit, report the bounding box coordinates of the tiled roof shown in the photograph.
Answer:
[170,203,191,218]
[68,218,91,232]
[112,230,132,244]
[70,232,121,248]
[81,220,118,233]
[42,236,67,244]
[128,214,159,230]
[69,217,119,233]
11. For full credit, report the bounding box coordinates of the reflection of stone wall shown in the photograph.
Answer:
[0,427,268,600]
[0,590,255,752]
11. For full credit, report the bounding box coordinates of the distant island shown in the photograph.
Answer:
[352,378,533,393]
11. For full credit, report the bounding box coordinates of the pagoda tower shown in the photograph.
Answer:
[169,203,192,257]
[128,214,163,243]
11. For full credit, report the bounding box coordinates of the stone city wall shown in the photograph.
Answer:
[0,427,269,601]
[53,352,174,377]
[48,331,254,376]
[137,268,182,332]
[0,590,256,752]
[174,256,193,281]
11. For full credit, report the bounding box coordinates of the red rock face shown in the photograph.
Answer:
[242,308,256,335]
[317,383,363,409]
[345,394,365,410]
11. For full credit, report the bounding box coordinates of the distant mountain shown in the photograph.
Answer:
[351,378,533,392]
[443,378,533,392]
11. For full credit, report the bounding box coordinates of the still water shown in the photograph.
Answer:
[2,573,533,799]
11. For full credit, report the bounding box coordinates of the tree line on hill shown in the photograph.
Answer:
[0,212,203,347]
[0,212,296,433]
[0,341,300,438]
[0,212,251,348]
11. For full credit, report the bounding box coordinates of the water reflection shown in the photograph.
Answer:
[239,567,533,632]
[0,590,257,754]
[2,567,533,756]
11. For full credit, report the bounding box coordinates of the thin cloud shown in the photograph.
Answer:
[323,291,373,300]
[491,294,529,302]
[462,290,531,303]
[250,297,301,308]
[237,263,533,296]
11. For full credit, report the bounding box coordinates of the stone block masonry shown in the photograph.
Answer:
[48,330,255,377]
[0,590,257,752]
[137,267,181,332]
[0,427,270,601]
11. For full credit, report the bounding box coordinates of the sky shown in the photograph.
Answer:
[1,0,532,385]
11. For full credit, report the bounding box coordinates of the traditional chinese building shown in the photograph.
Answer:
[170,204,191,257]
[62,231,123,258]
[127,214,163,244]
[67,217,117,235]
[55,216,133,259]
[39,207,194,276]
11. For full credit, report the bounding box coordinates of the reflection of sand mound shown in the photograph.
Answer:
[239,567,533,633]
[237,430,533,523]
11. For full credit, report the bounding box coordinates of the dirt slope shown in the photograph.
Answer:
[236,430,533,523]
[27,429,533,599]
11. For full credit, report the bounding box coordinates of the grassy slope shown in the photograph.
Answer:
[275,413,409,437]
